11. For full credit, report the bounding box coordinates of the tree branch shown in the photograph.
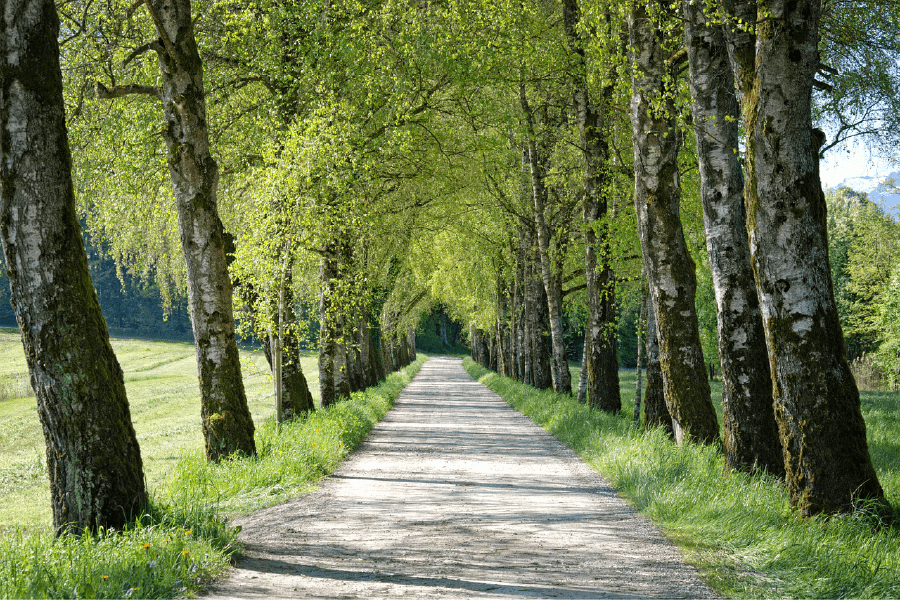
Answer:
[143,0,180,67]
[96,81,163,101]
[123,41,163,68]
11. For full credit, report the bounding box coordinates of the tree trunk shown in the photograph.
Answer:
[577,336,589,403]
[563,0,621,412]
[742,0,883,513]
[683,0,783,475]
[517,227,532,385]
[148,0,255,460]
[644,299,673,436]
[280,281,314,417]
[358,312,378,387]
[334,317,351,399]
[634,271,647,421]
[0,0,147,532]
[407,327,417,363]
[398,330,410,368]
[522,225,553,390]
[319,248,338,407]
[520,92,572,395]
[628,2,720,445]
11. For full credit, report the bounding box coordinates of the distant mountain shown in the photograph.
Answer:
[827,171,900,215]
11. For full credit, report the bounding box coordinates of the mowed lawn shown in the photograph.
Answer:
[0,329,315,532]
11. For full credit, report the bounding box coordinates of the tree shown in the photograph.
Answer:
[0,0,147,532]
[732,0,884,513]
[84,0,257,460]
[682,0,782,475]
[643,297,673,435]
[521,85,574,395]
[144,0,256,460]
[562,0,621,412]
[628,0,720,445]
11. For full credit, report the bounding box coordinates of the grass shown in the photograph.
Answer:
[0,328,424,598]
[0,329,279,530]
[465,359,900,598]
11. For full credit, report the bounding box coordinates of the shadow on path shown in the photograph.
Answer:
[203,356,717,599]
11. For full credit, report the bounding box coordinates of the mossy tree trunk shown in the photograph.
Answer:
[0,0,147,532]
[738,0,884,513]
[683,0,783,475]
[643,299,673,436]
[279,276,314,417]
[628,1,720,445]
[634,270,647,421]
[522,224,553,390]
[147,0,254,460]
[563,0,621,412]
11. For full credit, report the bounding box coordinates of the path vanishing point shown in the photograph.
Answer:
[204,356,717,599]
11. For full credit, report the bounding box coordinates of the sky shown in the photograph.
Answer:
[820,140,895,188]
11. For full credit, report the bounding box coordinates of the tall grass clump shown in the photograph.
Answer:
[0,508,234,599]
[464,358,900,598]
[166,356,426,517]
[0,357,424,599]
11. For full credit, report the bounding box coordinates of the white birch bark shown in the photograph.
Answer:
[744,0,883,513]
[683,0,783,475]
[628,1,720,444]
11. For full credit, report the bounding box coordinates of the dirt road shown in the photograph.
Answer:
[203,356,716,598]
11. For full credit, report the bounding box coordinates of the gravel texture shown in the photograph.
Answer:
[202,356,717,599]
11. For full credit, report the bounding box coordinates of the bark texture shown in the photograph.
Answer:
[279,285,315,418]
[523,226,553,390]
[628,3,720,445]
[563,0,621,412]
[744,0,883,513]
[148,0,254,460]
[0,0,147,532]
[683,0,783,475]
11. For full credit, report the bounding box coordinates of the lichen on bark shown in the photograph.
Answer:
[683,0,783,475]
[735,0,884,513]
[147,0,255,461]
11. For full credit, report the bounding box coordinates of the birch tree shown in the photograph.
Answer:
[562,0,621,412]
[628,0,720,445]
[144,0,256,460]
[0,0,147,532]
[731,0,884,513]
[682,0,782,474]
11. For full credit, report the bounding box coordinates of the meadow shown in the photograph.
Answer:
[0,329,279,531]
[0,328,424,597]
[465,359,900,598]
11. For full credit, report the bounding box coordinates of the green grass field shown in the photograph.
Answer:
[0,328,312,532]
[468,360,900,598]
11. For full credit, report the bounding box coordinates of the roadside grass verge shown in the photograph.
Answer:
[464,358,900,598]
[164,356,426,517]
[0,338,424,599]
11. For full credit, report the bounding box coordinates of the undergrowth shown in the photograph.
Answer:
[0,357,425,599]
[464,358,900,599]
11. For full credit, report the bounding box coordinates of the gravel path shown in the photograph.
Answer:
[203,356,717,599]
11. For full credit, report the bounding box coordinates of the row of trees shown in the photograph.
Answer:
[451,0,894,517]
[1,0,896,531]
